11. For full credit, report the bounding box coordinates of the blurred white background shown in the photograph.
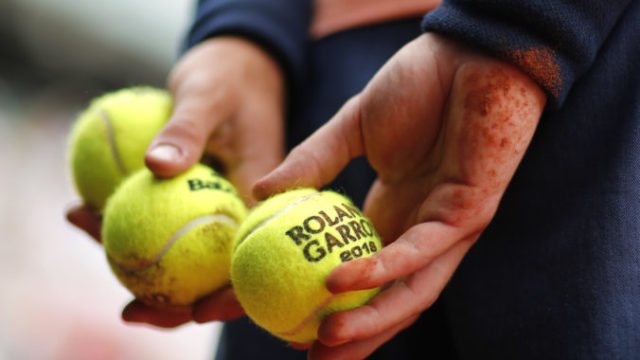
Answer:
[0,1,222,359]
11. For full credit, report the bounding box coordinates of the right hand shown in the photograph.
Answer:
[146,36,286,204]
[67,35,286,328]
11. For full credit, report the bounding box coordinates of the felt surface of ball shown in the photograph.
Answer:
[231,188,382,343]
[102,164,247,310]
[68,87,172,210]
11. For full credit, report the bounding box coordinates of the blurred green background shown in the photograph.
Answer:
[0,1,221,359]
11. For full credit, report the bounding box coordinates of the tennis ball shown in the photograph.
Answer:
[102,163,247,311]
[68,86,172,210]
[231,188,382,343]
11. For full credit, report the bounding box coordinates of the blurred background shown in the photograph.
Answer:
[0,0,221,359]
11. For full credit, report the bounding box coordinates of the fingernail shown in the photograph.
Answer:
[122,308,143,323]
[148,144,181,163]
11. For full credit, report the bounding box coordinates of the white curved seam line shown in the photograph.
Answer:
[100,109,126,175]
[114,214,238,272]
[277,294,337,336]
[237,191,321,248]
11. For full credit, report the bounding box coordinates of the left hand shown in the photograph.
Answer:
[254,33,546,359]
[67,204,244,328]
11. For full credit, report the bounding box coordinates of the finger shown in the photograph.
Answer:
[122,299,193,328]
[226,156,282,207]
[253,96,365,200]
[288,342,312,351]
[326,221,465,293]
[66,203,102,243]
[318,237,474,346]
[309,314,418,360]
[192,287,245,323]
[219,110,285,205]
[145,90,235,178]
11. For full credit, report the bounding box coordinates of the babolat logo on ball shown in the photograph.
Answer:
[285,199,379,263]
[187,172,236,195]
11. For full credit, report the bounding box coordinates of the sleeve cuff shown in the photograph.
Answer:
[422,1,631,107]
[186,0,312,90]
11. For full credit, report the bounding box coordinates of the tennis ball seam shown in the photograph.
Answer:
[236,191,321,249]
[277,294,337,337]
[99,109,126,176]
[108,213,238,272]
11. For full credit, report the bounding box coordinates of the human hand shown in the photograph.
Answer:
[66,36,286,328]
[146,36,286,204]
[254,33,546,359]
[66,203,244,328]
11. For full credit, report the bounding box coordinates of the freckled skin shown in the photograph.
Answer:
[359,58,544,242]
[441,65,541,199]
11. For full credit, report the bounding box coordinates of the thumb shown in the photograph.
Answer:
[253,95,364,199]
[145,94,233,178]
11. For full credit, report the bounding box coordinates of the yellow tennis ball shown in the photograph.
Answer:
[102,164,247,311]
[68,86,172,210]
[231,188,382,343]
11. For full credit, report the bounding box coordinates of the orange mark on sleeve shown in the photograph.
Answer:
[508,47,561,98]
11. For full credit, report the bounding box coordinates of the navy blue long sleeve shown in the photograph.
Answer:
[422,0,632,105]
[186,0,312,88]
